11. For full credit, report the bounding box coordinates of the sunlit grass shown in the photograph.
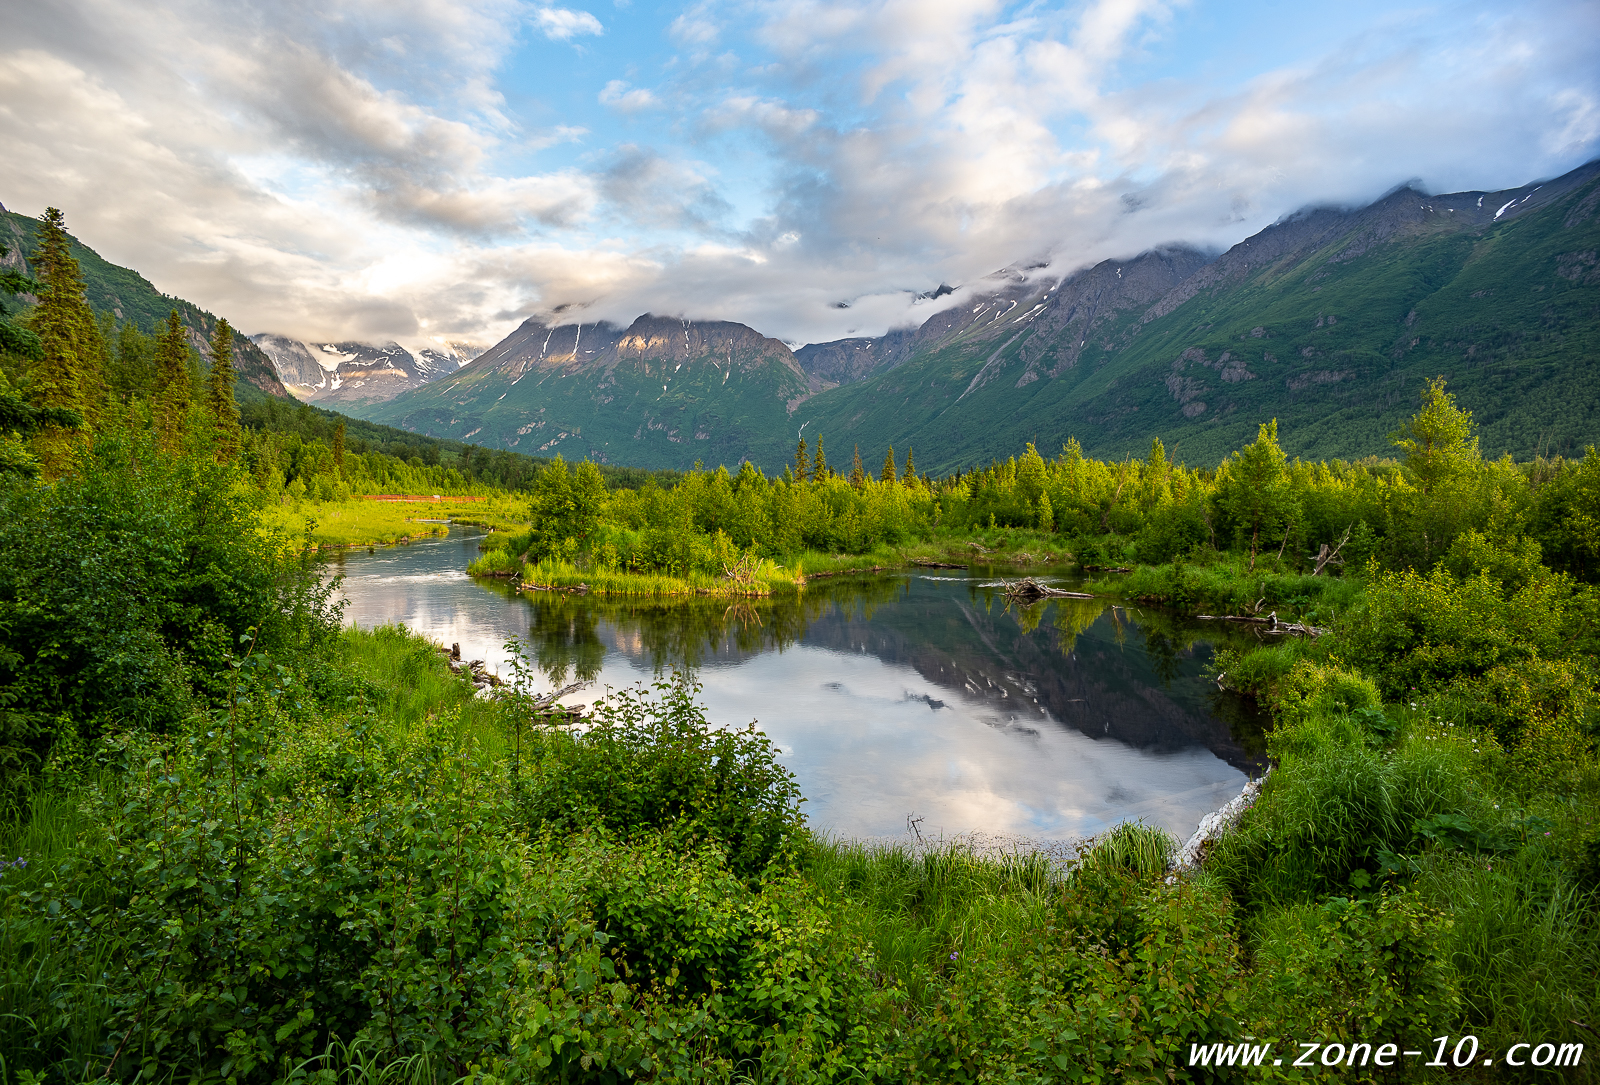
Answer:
[514,556,802,597]
[260,494,530,549]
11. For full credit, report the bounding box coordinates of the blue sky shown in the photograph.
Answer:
[2,0,1597,347]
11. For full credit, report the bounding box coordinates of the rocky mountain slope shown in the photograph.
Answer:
[0,206,288,398]
[352,313,815,468]
[790,159,1600,471]
[252,335,479,406]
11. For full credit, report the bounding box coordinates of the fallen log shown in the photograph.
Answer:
[911,559,967,569]
[1002,577,1096,602]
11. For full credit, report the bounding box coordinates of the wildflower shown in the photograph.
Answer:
[950,952,959,960]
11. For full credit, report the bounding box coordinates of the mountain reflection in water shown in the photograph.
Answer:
[328,530,1267,843]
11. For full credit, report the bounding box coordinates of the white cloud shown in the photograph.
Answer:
[534,7,603,41]
[598,79,660,112]
[0,0,1595,353]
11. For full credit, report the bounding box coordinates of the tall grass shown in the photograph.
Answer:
[0,789,118,1079]
[1415,847,1600,1056]
[333,625,508,751]
[800,838,1060,1002]
[1100,556,1364,620]
[260,495,529,549]
[519,556,802,597]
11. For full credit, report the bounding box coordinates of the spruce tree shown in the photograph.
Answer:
[881,446,897,484]
[153,310,191,452]
[206,318,240,460]
[110,320,154,403]
[812,435,827,480]
[794,437,809,483]
[333,419,346,476]
[850,445,865,488]
[903,446,915,481]
[28,208,99,473]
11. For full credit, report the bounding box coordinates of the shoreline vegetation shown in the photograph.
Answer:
[0,210,1596,1085]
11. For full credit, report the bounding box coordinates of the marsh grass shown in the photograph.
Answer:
[1076,820,1177,878]
[1414,846,1600,1056]
[800,837,1061,1003]
[1099,557,1365,621]
[520,556,801,597]
[285,1037,440,1084]
[260,495,529,549]
[333,625,508,749]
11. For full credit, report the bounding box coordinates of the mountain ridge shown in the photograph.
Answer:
[351,312,814,465]
[251,334,480,406]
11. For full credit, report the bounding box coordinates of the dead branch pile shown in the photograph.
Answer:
[1002,577,1096,602]
[1194,611,1329,638]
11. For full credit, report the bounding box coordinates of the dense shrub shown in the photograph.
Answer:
[0,434,338,774]
[520,676,805,880]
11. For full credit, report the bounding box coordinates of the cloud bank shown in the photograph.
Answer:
[0,0,1595,347]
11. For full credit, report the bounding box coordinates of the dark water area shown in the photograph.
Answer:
[327,529,1268,844]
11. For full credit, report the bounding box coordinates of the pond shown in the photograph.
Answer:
[327,528,1268,845]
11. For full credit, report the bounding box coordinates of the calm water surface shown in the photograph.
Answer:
[329,529,1265,843]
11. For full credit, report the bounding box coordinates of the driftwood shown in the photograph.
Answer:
[449,657,504,687]
[1195,612,1329,638]
[1002,577,1096,602]
[520,582,591,594]
[911,559,967,569]
[804,565,886,581]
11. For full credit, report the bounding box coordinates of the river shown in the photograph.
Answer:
[327,528,1267,846]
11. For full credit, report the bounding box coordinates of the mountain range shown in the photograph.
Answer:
[250,335,482,407]
[348,158,1600,473]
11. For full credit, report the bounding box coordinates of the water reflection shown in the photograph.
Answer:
[328,530,1267,843]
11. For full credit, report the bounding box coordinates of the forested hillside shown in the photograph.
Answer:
[0,205,286,397]
[793,160,1600,472]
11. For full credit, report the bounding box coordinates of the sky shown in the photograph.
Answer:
[1,0,1597,349]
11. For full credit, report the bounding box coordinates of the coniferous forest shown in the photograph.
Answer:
[2,207,1599,1083]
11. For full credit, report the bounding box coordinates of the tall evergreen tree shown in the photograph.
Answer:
[206,318,240,460]
[881,446,897,484]
[153,310,191,452]
[793,437,809,483]
[850,445,865,488]
[812,436,827,480]
[903,446,915,482]
[333,419,346,476]
[109,319,154,403]
[27,208,101,473]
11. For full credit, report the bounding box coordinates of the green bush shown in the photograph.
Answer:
[0,434,339,776]
[520,676,806,880]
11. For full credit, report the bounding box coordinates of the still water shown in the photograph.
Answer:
[328,529,1266,844]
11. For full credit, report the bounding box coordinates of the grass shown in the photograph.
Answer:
[799,837,1063,1004]
[0,789,118,1079]
[260,494,530,549]
[469,529,1082,599]
[1090,554,1366,622]
[518,556,802,597]
[333,624,506,743]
